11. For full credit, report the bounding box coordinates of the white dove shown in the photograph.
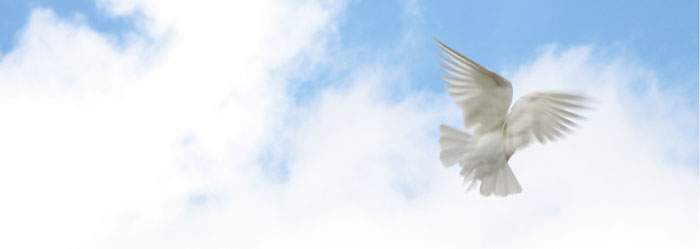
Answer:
[436,39,589,196]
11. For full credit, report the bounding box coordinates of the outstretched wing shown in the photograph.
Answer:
[504,92,589,152]
[436,39,513,133]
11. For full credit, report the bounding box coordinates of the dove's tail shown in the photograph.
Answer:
[477,164,522,196]
[439,124,522,196]
[438,125,472,167]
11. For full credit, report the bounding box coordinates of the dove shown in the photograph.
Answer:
[436,39,589,196]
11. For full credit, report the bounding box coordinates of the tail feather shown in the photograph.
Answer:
[439,124,523,196]
[493,166,509,196]
[479,164,522,196]
[479,173,496,196]
[439,125,471,167]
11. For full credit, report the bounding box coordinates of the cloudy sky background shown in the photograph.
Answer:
[0,0,697,248]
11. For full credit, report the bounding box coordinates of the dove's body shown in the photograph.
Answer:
[440,121,522,196]
[436,40,588,196]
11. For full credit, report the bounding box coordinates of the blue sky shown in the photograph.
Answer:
[0,1,697,248]
[0,0,142,52]
[337,0,697,94]
[1,0,697,95]
[265,0,700,118]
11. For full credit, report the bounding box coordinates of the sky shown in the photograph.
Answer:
[0,0,697,248]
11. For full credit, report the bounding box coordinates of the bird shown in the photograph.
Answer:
[435,39,589,197]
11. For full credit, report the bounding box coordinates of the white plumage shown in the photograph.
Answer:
[436,39,589,196]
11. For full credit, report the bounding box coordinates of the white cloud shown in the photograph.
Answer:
[0,1,345,248]
[0,1,696,249]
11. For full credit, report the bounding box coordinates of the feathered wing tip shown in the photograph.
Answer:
[438,125,472,167]
[505,92,593,149]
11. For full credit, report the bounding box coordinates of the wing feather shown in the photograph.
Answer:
[505,92,589,151]
[435,39,513,132]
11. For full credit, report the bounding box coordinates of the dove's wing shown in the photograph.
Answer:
[436,40,513,133]
[504,92,589,152]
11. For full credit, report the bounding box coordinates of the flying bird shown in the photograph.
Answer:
[436,39,589,197]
